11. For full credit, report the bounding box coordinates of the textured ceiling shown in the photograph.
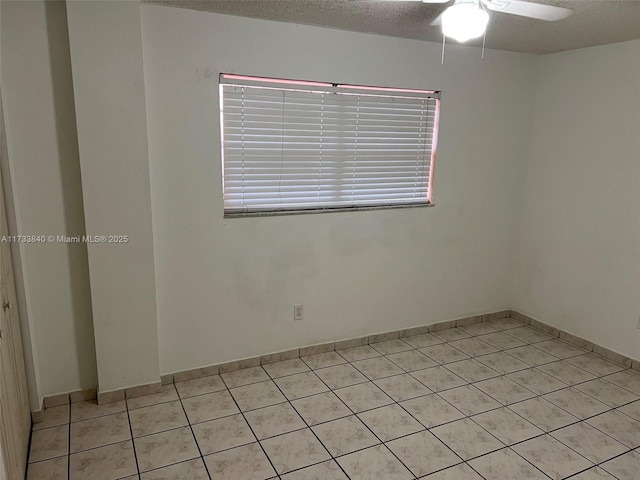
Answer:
[143,0,640,54]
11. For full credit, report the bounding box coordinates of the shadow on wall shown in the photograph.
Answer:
[44,1,97,389]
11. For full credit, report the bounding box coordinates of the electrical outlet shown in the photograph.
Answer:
[294,304,304,321]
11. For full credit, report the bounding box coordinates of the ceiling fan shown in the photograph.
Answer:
[355,0,572,43]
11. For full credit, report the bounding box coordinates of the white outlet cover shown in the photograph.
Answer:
[294,304,304,320]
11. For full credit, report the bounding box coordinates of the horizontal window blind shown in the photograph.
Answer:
[220,74,440,215]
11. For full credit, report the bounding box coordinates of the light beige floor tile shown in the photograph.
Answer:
[385,350,436,372]
[174,375,225,399]
[312,415,379,456]
[509,397,579,432]
[574,378,639,407]
[70,412,131,453]
[204,442,276,480]
[507,368,567,395]
[503,327,553,344]
[458,323,499,336]
[192,413,255,454]
[280,460,348,480]
[230,380,287,412]
[71,399,126,423]
[33,405,70,431]
[567,354,626,377]
[431,418,504,460]
[431,328,471,342]
[534,339,588,359]
[245,403,306,440]
[449,337,498,357]
[537,361,596,386]
[476,332,525,350]
[472,407,543,445]
[357,404,423,441]
[182,390,239,424]
[387,430,461,477]
[129,400,188,437]
[402,333,442,348]
[400,394,464,428]
[274,371,328,400]
[618,399,640,421]
[128,384,179,410]
[140,458,209,480]
[336,345,380,362]
[69,440,137,480]
[445,359,500,383]
[29,425,69,463]
[601,449,640,480]
[314,364,367,389]
[261,428,330,475]
[419,344,469,364]
[370,339,412,355]
[551,422,627,463]
[506,345,559,366]
[512,435,592,479]
[468,448,548,479]
[543,387,610,419]
[476,352,530,375]
[352,357,403,380]
[438,385,501,416]
[587,410,640,447]
[410,366,467,392]
[337,444,413,480]
[291,391,351,425]
[26,456,68,480]
[262,358,309,379]
[134,426,199,472]
[604,369,640,395]
[474,376,536,405]
[300,351,346,370]
[374,373,431,401]
[337,381,400,416]
[221,366,270,388]
[571,467,619,479]
[422,463,483,479]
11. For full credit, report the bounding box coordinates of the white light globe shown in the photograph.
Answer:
[442,3,489,43]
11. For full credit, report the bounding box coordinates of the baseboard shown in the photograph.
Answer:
[35,306,637,413]
[510,310,639,370]
[97,381,163,405]
[165,309,512,384]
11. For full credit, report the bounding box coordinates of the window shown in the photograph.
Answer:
[219,74,440,216]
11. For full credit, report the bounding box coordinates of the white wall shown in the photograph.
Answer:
[66,0,160,392]
[513,40,640,361]
[140,5,538,375]
[1,0,96,400]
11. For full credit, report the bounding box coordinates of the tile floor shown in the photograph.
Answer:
[27,318,640,480]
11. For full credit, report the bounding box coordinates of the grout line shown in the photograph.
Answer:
[124,392,142,478]
[265,365,356,479]
[175,394,213,480]
[217,366,283,479]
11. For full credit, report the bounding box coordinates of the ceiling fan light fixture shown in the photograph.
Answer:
[442,2,489,43]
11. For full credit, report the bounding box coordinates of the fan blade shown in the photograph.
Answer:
[482,0,571,21]
[349,0,449,3]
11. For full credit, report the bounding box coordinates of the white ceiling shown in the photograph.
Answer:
[143,0,640,54]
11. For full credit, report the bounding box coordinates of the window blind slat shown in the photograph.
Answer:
[220,78,438,214]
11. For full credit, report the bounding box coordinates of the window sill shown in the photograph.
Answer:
[223,202,435,218]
